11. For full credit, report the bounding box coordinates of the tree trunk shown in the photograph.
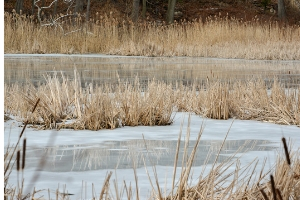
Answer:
[166,0,177,24]
[131,0,140,22]
[86,0,91,22]
[278,0,287,21]
[75,0,84,13]
[15,0,24,14]
[142,0,146,19]
[53,0,58,17]
[31,0,35,15]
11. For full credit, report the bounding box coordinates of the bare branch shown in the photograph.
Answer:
[35,0,58,24]
[34,0,85,36]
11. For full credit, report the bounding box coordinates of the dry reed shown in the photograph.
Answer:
[4,11,300,60]
[162,130,300,200]
[4,98,40,199]
[4,72,174,130]
[4,71,300,129]
[173,78,300,125]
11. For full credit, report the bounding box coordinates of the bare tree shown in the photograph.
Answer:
[278,0,287,21]
[15,0,24,14]
[53,0,58,17]
[34,0,84,35]
[86,0,91,22]
[166,0,177,24]
[142,0,146,19]
[131,0,140,22]
[32,0,35,15]
[75,0,84,13]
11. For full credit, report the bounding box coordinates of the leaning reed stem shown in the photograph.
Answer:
[282,137,291,165]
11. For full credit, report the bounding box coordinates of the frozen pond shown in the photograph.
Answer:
[4,54,300,199]
[4,54,300,87]
[4,113,300,199]
[19,139,275,172]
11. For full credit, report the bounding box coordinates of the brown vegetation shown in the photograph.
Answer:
[4,10,300,59]
[4,72,175,130]
[4,71,300,129]
[174,78,300,125]
[163,135,300,200]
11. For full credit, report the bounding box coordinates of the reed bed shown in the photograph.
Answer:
[173,78,300,125]
[4,71,300,129]
[4,71,175,130]
[4,11,300,59]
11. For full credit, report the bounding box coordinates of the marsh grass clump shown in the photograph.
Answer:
[172,78,300,126]
[229,78,300,125]
[4,71,300,129]
[4,72,174,130]
[72,87,121,130]
[137,81,174,126]
[199,81,230,120]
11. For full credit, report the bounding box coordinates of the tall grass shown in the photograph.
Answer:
[4,71,175,130]
[4,71,300,129]
[4,11,300,59]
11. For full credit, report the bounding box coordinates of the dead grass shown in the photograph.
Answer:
[165,148,300,200]
[4,72,174,130]
[229,78,300,125]
[4,11,300,59]
[4,71,300,129]
[173,79,300,125]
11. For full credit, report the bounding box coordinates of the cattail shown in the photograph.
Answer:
[259,188,269,200]
[276,189,283,200]
[16,150,20,171]
[31,98,40,113]
[19,98,40,139]
[282,137,291,165]
[22,138,26,170]
[270,175,277,200]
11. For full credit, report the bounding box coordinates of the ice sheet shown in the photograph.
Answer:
[4,112,300,199]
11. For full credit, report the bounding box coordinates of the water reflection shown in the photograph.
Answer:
[23,139,276,172]
[4,55,300,87]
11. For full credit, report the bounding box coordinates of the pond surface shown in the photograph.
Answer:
[4,114,300,199]
[4,55,300,199]
[20,139,276,172]
[4,54,300,87]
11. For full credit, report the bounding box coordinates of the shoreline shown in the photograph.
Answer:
[4,54,300,62]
